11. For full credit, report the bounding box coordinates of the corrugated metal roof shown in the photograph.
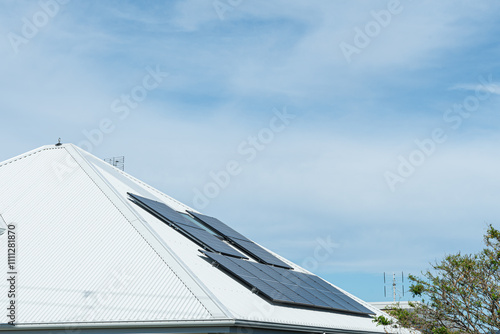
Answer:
[0,144,387,332]
[0,145,223,325]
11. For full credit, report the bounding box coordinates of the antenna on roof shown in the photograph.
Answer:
[55,138,62,146]
[104,156,125,171]
[384,272,386,298]
[383,271,405,302]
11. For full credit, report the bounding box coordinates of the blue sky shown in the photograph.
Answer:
[1,0,500,302]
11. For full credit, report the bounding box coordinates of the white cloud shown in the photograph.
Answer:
[450,83,500,95]
[0,0,500,303]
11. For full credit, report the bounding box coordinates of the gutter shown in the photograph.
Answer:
[0,318,385,334]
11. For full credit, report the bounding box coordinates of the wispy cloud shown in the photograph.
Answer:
[1,0,500,302]
[450,82,500,95]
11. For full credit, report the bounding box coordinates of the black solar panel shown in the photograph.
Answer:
[283,271,346,310]
[188,211,249,241]
[259,265,339,309]
[187,211,293,269]
[280,267,373,314]
[179,225,247,258]
[225,256,312,305]
[228,238,292,269]
[128,193,192,227]
[203,252,293,303]
[202,251,374,315]
[128,193,247,259]
[236,258,334,308]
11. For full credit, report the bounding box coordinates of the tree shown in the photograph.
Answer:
[375,225,500,334]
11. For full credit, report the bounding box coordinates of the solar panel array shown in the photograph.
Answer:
[189,211,292,269]
[203,251,373,315]
[128,193,373,316]
[128,193,247,259]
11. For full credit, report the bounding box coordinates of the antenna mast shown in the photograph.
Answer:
[104,156,125,171]
[392,273,396,302]
[384,271,405,302]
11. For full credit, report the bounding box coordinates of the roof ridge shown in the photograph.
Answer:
[0,144,65,169]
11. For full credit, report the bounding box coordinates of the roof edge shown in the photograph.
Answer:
[0,318,385,334]
[0,143,66,167]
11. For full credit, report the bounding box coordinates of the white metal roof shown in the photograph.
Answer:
[0,144,387,333]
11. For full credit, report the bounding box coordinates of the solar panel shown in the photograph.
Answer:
[282,271,347,310]
[179,225,247,258]
[187,211,293,269]
[188,211,249,241]
[258,265,337,309]
[287,270,373,314]
[203,251,374,315]
[228,238,292,269]
[128,193,192,227]
[203,252,293,303]
[128,193,247,259]
[306,275,373,314]
[227,257,312,305]
[241,261,331,308]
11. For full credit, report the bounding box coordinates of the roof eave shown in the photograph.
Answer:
[0,318,383,334]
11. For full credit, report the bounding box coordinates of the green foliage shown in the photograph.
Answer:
[380,225,500,334]
[374,315,394,326]
[409,283,424,297]
[431,326,452,334]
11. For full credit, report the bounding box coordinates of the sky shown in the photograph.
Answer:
[1,0,500,302]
